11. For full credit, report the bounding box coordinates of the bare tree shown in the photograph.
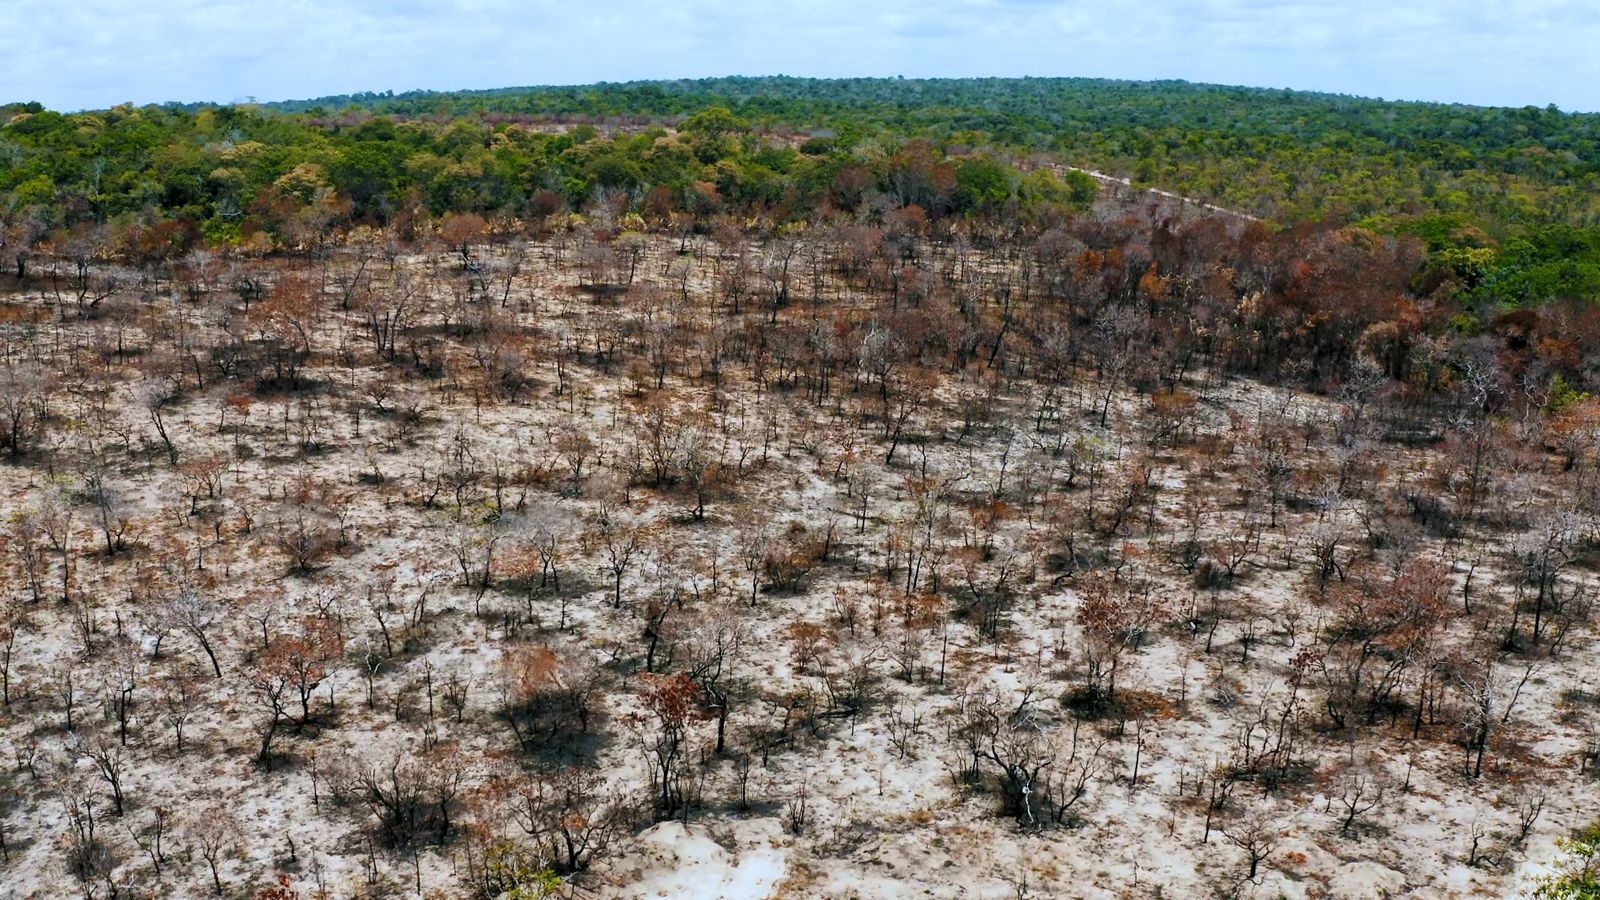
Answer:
[1219,802,1287,883]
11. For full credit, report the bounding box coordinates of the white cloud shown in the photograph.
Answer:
[6,0,1596,110]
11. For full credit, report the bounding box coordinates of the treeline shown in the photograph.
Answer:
[260,76,1600,229]
[0,99,1094,258]
[3,76,1600,308]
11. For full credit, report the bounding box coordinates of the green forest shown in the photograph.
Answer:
[3,76,1599,308]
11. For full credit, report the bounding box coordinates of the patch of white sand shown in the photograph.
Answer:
[631,820,789,900]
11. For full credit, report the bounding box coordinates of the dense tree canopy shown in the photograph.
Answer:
[3,76,1599,308]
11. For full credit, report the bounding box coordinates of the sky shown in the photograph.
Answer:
[8,0,1598,112]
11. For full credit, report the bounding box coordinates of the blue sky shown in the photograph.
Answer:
[9,0,1598,112]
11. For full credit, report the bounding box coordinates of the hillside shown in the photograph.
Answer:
[3,75,1600,899]
[159,75,1600,227]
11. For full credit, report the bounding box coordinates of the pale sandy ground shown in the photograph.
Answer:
[0,237,1593,899]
